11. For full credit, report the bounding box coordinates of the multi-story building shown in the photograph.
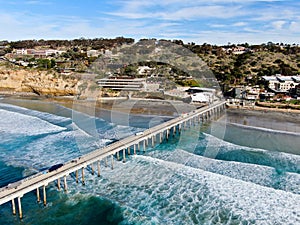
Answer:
[262,75,300,93]
[97,77,146,91]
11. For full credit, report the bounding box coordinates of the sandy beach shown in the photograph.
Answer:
[226,107,300,133]
[2,93,300,133]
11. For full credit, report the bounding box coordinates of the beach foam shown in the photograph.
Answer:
[147,149,300,194]
[0,109,66,136]
[62,155,300,224]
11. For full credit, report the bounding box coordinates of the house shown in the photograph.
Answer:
[187,87,216,103]
[87,50,100,57]
[259,92,275,101]
[295,84,300,97]
[191,92,212,103]
[14,49,64,57]
[262,75,300,93]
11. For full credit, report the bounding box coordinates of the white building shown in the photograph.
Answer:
[97,77,146,91]
[191,93,210,103]
[262,75,300,93]
[87,50,100,57]
[187,87,217,103]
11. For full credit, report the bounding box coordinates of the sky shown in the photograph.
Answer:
[0,0,299,45]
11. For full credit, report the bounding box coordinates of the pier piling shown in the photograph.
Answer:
[64,175,68,192]
[111,155,114,169]
[143,140,146,152]
[91,163,94,175]
[81,168,85,185]
[57,178,61,191]
[76,170,79,183]
[36,187,40,203]
[43,185,46,206]
[17,197,22,219]
[123,149,126,163]
[97,160,100,177]
[12,199,16,215]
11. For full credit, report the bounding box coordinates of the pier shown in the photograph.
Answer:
[0,101,226,219]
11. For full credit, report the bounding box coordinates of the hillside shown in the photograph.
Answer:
[1,39,300,96]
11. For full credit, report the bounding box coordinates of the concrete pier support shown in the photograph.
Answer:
[138,142,140,151]
[145,138,149,147]
[127,146,131,155]
[117,151,120,161]
[43,185,47,206]
[111,155,114,170]
[76,170,79,183]
[64,175,68,193]
[105,157,108,167]
[151,136,154,147]
[123,149,126,163]
[17,197,22,219]
[12,199,16,215]
[57,178,61,191]
[173,127,176,137]
[133,144,136,155]
[166,129,169,141]
[143,140,146,152]
[91,163,94,175]
[97,160,100,177]
[81,168,85,185]
[159,132,163,143]
[36,187,40,203]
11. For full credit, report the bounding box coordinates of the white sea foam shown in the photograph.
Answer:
[0,102,71,126]
[147,149,300,194]
[62,155,300,224]
[200,132,300,172]
[1,129,113,170]
[0,109,66,135]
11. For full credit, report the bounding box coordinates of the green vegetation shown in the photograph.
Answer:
[1,38,300,92]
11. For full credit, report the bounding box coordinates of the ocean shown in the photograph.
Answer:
[0,97,299,225]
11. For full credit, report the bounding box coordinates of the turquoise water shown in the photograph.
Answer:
[0,98,299,224]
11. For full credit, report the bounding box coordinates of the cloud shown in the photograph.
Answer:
[187,29,300,45]
[210,24,226,28]
[108,3,246,21]
[271,20,286,30]
[289,21,300,32]
[25,0,44,4]
[0,0,299,45]
[233,22,247,27]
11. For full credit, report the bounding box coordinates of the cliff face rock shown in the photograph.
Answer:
[0,67,79,96]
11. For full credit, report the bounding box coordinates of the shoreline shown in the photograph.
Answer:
[0,94,196,119]
[2,91,300,120]
[226,104,300,115]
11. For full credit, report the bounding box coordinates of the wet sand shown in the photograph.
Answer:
[2,94,300,133]
[226,108,300,133]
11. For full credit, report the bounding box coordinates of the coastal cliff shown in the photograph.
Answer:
[0,66,78,96]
